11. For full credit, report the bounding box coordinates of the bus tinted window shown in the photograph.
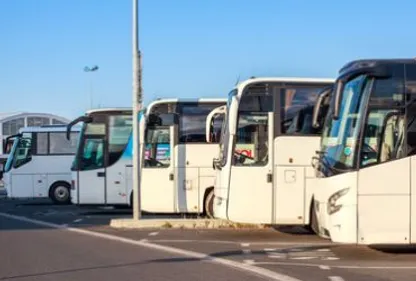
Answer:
[50,132,78,155]
[108,115,133,166]
[36,133,48,155]
[281,87,324,134]
[178,103,222,143]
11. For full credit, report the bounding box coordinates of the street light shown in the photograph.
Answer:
[132,0,143,220]
[84,65,99,108]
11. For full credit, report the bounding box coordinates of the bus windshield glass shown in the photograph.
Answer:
[220,90,237,166]
[4,133,33,172]
[320,75,368,173]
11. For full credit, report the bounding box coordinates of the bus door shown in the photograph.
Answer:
[227,111,274,224]
[357,109,410,244]
[141,113,177,213]
[77,121,106,204]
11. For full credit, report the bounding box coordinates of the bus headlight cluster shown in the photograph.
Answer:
[327,187,349,215]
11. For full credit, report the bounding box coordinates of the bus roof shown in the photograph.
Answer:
[234,77,335,92]
[19,125,81,133]
[339,58,416,77]
[85,107,132,115]
[146,98,227,114]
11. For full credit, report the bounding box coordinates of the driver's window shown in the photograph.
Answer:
[144,127,170,168]
[80,138,104,170]
[360,109,405,168]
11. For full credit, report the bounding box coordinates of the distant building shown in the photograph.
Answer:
[0,112,71,155]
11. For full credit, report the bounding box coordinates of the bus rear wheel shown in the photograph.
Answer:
[204,188,215,218]
[49,182,71,205]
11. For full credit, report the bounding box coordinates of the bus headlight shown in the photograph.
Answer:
[327,187,349,215]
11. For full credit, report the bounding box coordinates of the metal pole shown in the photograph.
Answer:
[132,0,142,220]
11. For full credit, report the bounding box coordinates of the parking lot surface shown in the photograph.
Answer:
[2,198,416,281]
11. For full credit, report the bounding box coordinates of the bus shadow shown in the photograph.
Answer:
[369,244,416,254]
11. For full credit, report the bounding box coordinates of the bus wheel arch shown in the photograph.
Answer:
[203,187,215,218]
[306,197,318,234]
[49,181,71,205]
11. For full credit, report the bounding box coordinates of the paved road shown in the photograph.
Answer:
[0,214,281,281]
[2,198,416,281]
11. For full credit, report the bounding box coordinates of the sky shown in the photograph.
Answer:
[1,0,416,120]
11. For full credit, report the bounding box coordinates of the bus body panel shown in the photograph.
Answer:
[357,157,410,244]
[412,156,416,243]
[314,171,357,241]
[175,144,218,213]
[274,136,321,225]
[105,158,130,204]
[6,155,74,199]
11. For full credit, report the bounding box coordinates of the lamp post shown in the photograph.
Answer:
[84,65,99,108]
[132,0,143,220]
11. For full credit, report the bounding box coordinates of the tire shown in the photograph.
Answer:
[49,182,71,205]
[204,189,215,218]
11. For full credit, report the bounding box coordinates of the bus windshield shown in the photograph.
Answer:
[219,90,236,166]
[320,75,368,174]
[71,114,132,171]
[4,134,33,172]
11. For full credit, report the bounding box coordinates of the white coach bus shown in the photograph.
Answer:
[206,77,334,227]
[3,125,80,203]
[313,59,416,245]
[68,99,226,217]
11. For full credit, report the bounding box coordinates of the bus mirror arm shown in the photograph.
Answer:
[66,116,92,140]
[312,89,331,128]
[333,80,344,120]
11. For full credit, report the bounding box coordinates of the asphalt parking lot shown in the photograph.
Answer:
[2,197,416,281]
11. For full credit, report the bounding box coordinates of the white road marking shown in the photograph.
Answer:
[268,254,285,259]
[73,218,83,223]
[241,243,250,247]
[240,261,416,270]
[264,248,277,252]
[322,257,340,261]
[242,249,252,254]
[328,277,344,281]
[148,232,159,236]
[290,257,315,260]
[0,212,302,281]
[243,259,255,264]
[317,248,330,252]
[319,265,331,270]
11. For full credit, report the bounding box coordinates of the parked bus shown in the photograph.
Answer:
[207,77,334,226]
[67,108,133,205]
[2,125,80,203]
[68,99,226,217]
[313,59,416,245]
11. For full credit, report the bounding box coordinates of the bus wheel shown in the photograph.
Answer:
[204,188,215,218]
[50,182,71,205]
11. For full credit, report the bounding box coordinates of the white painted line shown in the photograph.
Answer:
[268,254,285,259]
[0,212,302,281]
[148,232,159,236]
[73,218,83,223]
[322,257,340,261]
[241,243,250,247]
[240,261,416,270]
[319,265,331,270]
[317,248,330,252]
[242,249,251,254]
[243,259,255,264]
[328,277,344,281]
[264,248,277,252]
[290,257,315,260]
